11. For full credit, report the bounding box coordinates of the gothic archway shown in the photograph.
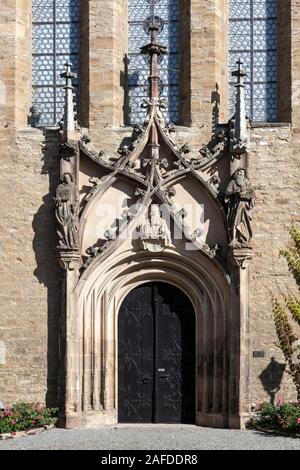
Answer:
[56,12,254,430]
[63,248,231,428]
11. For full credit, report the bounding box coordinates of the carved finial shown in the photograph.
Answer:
[230,59,249,156]
[140,16,167,100]
[60,62,77,141]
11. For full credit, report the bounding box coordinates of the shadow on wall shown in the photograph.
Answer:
[211,83,220,137]
[32,128,62,408]
[259,357,286,405]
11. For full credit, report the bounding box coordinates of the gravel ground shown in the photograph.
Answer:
[0,425,300,450]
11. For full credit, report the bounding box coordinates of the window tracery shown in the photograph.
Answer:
[32,0,79,127]
[127,0,180,125]
[229,0,278,122]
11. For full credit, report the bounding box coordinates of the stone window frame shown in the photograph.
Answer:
[126,0,181,126]
[228,0,278,123]
[29,0,290,131]
[124,0,192,127]
[32,0,80,128]
[1,1,293,133]
[76,0,192,129]
[228,0,292,125]
[30,1,230,131]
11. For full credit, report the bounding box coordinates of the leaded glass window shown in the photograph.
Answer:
[127,0,180,125]
[229,0,278,122]
[32,0,79,127]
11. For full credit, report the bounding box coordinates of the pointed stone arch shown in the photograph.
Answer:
[56,13,254,430]
[69,248,231,427]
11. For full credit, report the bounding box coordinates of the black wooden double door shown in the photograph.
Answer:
[118,282,195,424]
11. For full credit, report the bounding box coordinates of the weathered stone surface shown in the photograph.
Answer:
[249,125,300,403]
[0,128,61,406]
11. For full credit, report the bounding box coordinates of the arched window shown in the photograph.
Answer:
[127,0,180,125]
[32,0,79,127]
[229,0,278,122]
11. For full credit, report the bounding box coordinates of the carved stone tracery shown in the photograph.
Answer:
[55,24,254,430]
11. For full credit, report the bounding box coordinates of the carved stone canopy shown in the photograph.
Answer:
[79,83,231,270]
[57,22,254,274]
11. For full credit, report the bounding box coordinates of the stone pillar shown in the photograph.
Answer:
[56,63,81,426]
[80,0,127,132]
[291,0,300,132]
[57,141,81,428]
[186,0,229,142]
[59,251,81,428]
[277,0,291,123]
[228,248,252,428]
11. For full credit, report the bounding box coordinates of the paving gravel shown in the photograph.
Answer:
[0,425,300,450]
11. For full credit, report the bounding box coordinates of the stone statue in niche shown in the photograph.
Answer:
[140,204,171,253]
[225,168,255,248]
[54,173,79,250]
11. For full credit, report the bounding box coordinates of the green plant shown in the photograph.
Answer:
[273,225,300,399]
[0,402,58,434]
[250,399,300,435]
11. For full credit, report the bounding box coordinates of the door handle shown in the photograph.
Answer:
[160,375,170,379]
[142,377,151,384]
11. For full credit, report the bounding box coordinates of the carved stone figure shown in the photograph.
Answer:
[54,173,79,250]
[160,158,169,170]
[165,187,176,199]
[209,174,221,192]
[85,176,103,202]
[180,144,191,155]
[140,204,171,252]
[131,125,146,148]
[118,145,130,158]
[225,168,255,248]
[134,188,147,198]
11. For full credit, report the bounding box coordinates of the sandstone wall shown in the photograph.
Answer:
[249,124,300,404]
[0,128,61,406]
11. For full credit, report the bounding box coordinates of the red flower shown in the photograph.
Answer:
[31,419,36,425]
[297,417,300,425]
[276,396,285,406]
[34,402,43,411]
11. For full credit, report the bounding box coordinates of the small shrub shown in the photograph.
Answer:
[250,399,300,435]
[273,225,300,398]
[0,402,58,434]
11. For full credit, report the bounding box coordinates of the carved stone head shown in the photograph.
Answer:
[63,173,73,184]
[233,168,247,186]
